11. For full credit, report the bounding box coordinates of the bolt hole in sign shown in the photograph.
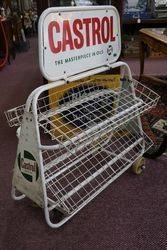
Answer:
[38,6,121,81]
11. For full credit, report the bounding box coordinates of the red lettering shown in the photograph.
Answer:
[101,17,110,43]
[110,16,115,42]
[21,159,36,172]
[83,18,91,46]
[48,21,61,53]
[92,18,101,45]
[48,16,116,53]
[73,19,84,49]
[62,20,74,52]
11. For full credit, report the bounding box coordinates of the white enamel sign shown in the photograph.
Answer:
[38,6,121,81]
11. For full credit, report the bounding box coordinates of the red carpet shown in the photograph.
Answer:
[0,37,167,249]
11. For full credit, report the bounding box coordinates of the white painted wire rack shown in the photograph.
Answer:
[5,77,159,226]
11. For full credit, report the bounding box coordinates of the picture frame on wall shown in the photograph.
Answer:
[123,0,152,20]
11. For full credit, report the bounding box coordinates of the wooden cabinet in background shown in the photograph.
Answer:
[0,18,15,63]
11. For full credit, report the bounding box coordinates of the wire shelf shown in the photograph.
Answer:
[38,79,159,151]
[43,122,153,214]
[5,79,159,133]
[5,104,25,127]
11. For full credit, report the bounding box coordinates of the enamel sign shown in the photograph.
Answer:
[38,6,121,81]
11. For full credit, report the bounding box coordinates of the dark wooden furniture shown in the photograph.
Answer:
[139,28,167,86]
[122,16,167,59]
[0,18,15,63]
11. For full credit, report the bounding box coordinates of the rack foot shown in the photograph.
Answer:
[44,207,75,228]
[11,186,26,200]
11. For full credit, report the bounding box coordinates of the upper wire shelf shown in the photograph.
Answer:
[5,79,159,150]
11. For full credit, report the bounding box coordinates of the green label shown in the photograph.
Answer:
[17,151,39,182]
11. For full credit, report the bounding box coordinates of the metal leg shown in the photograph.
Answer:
[11,186,26,201]
[44,206,74,228]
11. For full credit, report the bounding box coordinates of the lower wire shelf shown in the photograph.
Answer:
[43,124,153,214]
